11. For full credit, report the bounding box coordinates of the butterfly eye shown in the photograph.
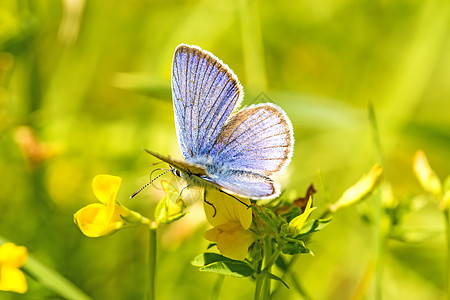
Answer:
[171,168,181,177]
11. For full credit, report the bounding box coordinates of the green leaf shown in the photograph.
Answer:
[192,253,254,278]
[200,261,255,278]
[206,243,217,250]
[252,206,280,233]
[262,270,290,289]
[299,218,332,235]
[275,255,288,272]
[281,238,310,255]
[192,252,228,266]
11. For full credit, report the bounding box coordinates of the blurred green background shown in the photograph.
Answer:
[1,0,449,299]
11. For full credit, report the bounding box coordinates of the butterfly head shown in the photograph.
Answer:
[170,167,182,178]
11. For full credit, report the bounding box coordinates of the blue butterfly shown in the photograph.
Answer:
[145,44,294,202]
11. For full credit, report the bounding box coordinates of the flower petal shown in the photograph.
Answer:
[155,180,186,223]
[109,204,131,227]
[203,188,252,229]
[236,198,252,230]
[74,203,112,237]
[0,243,28,268]
[161,180,180,203]
[215,222,255,261]
[92,174,122,204]
[289,197,316,234]
[332,164,383,211]
[413,150,442,196]
[0,265,27,293]
[203,189,229,226]
[203,227,220,243]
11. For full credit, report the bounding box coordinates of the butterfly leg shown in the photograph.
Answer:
[203,189,217,217]
[218,189,251,210]
[177,184,189,202]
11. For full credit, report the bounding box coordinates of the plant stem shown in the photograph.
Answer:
[254,236,278,300]
[444,209,450,300]
[262,236,273,299]
[374,187,385,300]
[211,275,224,300]
[289,271,312,300]
[263,247,282,273]
[368,103,385,300]
[148,225,157,300]
[255,274,264,300]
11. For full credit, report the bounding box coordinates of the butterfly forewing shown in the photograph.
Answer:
[172,44,243,160]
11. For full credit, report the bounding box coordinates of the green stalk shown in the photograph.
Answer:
[261,236,273,300]
[254,273,264,300]
[25,256,92,300]
[444,209,450,299]
[289,272,312,300]
[369,103,385,300]
[254,236,277,300]
[148,225,157,300]
[374,192,384,300]
[211,275,224,300]
[263,247,282,274]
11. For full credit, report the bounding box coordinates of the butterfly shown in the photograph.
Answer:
[145,44,294,204]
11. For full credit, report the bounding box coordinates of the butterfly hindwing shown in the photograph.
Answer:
[172,44,243,160]
[209,170,280,199]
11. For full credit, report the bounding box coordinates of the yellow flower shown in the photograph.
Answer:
[413,150,442,196]
[289,197,316,235]
[203,189,254,260]
[0,243,28,294]
[330,164,383,212]
[74,174,134,237]
[154,180,187,224]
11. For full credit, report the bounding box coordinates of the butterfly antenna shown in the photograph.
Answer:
[130,169,170,199]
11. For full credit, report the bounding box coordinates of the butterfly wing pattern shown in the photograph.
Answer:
[172,44,243,160]
[170,43,294,199]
